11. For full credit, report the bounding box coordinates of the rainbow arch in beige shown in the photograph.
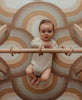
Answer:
[0,1,82,100]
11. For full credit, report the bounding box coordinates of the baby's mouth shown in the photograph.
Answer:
[45,37,48,39]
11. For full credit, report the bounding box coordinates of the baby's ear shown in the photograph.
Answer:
[54,29,55,33]
[53,28,56,34]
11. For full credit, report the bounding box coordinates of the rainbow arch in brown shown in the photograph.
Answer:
[0,1,82,100]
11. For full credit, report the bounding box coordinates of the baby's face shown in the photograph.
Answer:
[39,23,54,42]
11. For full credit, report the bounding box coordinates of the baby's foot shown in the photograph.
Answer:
[35,78,40,85]
[31,78,37,84]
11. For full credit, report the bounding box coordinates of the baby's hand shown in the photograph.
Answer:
[43,42,52,48]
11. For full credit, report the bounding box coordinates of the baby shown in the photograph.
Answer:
[25,19,58,85]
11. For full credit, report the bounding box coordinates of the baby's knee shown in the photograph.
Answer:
[41,75,49,81]
[25,68,32,75]
[25,64,33,75]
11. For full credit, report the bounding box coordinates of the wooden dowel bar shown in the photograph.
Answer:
[0,48,82,53]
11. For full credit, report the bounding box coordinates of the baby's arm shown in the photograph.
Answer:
[31,38,41,48]
[31,38,43,56]
[52,40,58,48]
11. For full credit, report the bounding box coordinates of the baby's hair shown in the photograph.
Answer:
[39,19,55,32]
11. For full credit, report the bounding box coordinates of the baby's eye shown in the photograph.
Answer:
[42,31,45,33]
[48,31,52,33]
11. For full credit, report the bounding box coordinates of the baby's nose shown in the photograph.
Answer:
[45,32,48,35]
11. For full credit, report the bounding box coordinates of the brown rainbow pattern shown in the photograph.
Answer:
[0,1,82,100]
[0,0,17,24]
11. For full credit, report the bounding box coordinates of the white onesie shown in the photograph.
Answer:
[31,38,58,76]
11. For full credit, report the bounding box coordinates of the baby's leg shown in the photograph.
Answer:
[25,64,37,84]
[35,67,51,85]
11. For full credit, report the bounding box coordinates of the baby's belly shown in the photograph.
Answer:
[31,53,53,76]
[32,53,52,65]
